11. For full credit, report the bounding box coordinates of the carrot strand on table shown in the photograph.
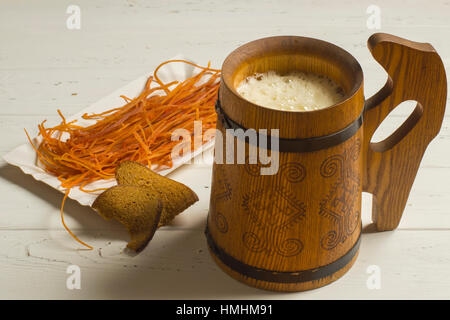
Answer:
[60,188,93,250]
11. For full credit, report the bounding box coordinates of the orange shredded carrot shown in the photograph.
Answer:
[61,188,93,250]
[25,60,220,249]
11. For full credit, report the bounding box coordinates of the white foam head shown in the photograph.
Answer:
[236,71,345,111]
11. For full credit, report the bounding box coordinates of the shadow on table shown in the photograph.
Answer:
[362,223,379,234]
[0,164,128,242]
[97,221,296,299]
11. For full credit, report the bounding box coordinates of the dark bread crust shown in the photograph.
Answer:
[115,161,199,226]
[92,185,162,252]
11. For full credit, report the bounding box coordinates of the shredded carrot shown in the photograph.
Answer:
[61,188,93,250]
[26,60,220,249]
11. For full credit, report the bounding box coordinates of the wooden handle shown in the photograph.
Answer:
[363,33,447,231]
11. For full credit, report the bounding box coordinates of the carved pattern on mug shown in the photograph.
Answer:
[242,187,306,230]
[242,232,265,253]
[245,161,306,183]
[280,162,306,183]
[242,232,304,257]
[276,237,304,257]
[215,165,232,202]
[241,187,306,257]
[213,212,229,234]
[244,161,261,177]
[320,155,344,178]
[319,138,361,250]
[212,165,231,234]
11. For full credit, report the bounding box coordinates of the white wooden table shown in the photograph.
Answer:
[1,0,449,299]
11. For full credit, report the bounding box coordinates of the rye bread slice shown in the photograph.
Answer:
[92,185,162,252]
[115,161,199,226]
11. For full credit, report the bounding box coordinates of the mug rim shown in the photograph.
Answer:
[221,35,364,114]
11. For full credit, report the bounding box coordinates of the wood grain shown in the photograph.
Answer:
[210,36,365,291]
[209,33,447,292]
[363,33,447,231]
[1,229,449,299]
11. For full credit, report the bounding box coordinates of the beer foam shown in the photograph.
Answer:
[236,71,345,111]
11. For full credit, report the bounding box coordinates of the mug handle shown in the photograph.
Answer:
[363,33,447,231]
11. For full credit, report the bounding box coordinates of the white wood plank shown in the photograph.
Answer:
[2,67,450,117]
[0,1,449,116]
[0,228,449,299]
[1,0,450,300]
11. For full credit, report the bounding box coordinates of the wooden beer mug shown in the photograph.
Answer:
[206,33,447,291]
